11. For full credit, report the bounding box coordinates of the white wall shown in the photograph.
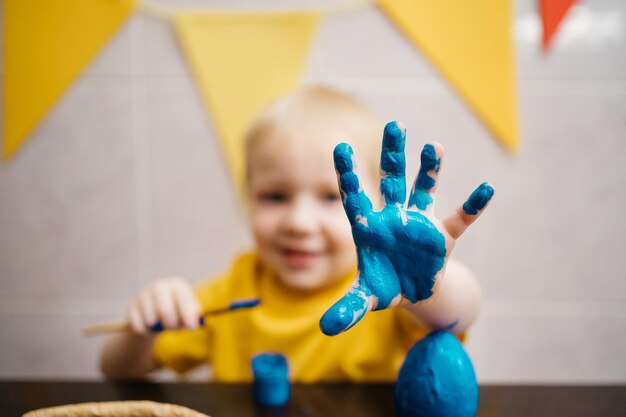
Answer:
[1,0,624,383]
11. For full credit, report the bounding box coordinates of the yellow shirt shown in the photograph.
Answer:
[153,253,427,382]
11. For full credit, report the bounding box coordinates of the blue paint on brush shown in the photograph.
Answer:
[150,298,261,332]
[228,298,261,310]
[252,353,290,407]
[395,331,479,417]
[462,182,494,215]
[320,122,447,336]
[149,322,167,332]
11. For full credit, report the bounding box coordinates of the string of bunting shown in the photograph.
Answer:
[3,0,575,187]
[540,0,579,51]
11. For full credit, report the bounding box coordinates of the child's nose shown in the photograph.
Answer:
[282,198,317,235]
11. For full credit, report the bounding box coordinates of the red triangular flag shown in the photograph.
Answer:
[540,0,578,51]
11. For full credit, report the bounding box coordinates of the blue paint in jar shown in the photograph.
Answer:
[395,331,479,417]
[251,353,290,408]
[462,182,493,215]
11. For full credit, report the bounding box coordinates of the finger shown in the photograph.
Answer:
[442,182,494,239]
[137,291,158,329]
[379,121,407,206]
[172,280,201,329]
[152,283,180,330]
[319,282,374,336]
[408,142,444,212]
[128,303,148,335]
[334,143,373,225]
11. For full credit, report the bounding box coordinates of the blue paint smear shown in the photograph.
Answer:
[251,353,290,407]
[319,285,371,336]
[334,143,373,224]
[395,331,479,417]
[408,144,441,210]
[381,176,406,206]
[320,139,447,336]
[380,122,407,204]
[409,193,432,212]
[353,205,446,305]
[462,182,494,215]
[416,144,440,189]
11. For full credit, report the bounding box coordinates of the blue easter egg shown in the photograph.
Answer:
[395,331,479,417]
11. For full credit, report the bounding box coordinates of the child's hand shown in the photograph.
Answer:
[320,121,493,336]
[127,277,201,335]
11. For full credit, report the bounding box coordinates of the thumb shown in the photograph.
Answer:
[319,283,372,336]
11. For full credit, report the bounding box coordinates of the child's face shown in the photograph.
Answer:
[247,139,375,292]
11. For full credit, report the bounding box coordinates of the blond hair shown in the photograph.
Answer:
[244,85,383,184]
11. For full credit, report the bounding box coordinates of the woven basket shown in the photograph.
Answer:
[23,400,210,417]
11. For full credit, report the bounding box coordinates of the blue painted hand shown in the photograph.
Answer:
[319,121,494,336]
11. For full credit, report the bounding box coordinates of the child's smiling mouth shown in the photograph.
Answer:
[280,248,322,268]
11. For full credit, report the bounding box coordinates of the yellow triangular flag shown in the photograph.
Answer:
[174,11,321,190]
[3,0,136,159]
[377,0,519,152]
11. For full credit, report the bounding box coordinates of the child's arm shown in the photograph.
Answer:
[100,277,201,378]
[100,332,160,378]
[320,121,493,336]
[400,258,482,334]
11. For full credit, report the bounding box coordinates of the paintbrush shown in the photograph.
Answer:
[82,298,260,336]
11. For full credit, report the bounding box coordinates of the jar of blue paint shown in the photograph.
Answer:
[251,353,290,408]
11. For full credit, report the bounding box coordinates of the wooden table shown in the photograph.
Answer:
[1,381,624,417]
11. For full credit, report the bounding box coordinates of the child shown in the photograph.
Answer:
[100,85,491,382]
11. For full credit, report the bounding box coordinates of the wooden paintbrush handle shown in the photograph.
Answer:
[82,320,129,336]
[82,298,260,336]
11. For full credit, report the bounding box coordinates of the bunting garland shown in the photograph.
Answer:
[540,0,578,51]
[3,0,136,159]
[377,0,519,152]
[3,0,525,169]
[174,11,320,190]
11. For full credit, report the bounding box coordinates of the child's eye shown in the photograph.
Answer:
[260,192,288,203]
